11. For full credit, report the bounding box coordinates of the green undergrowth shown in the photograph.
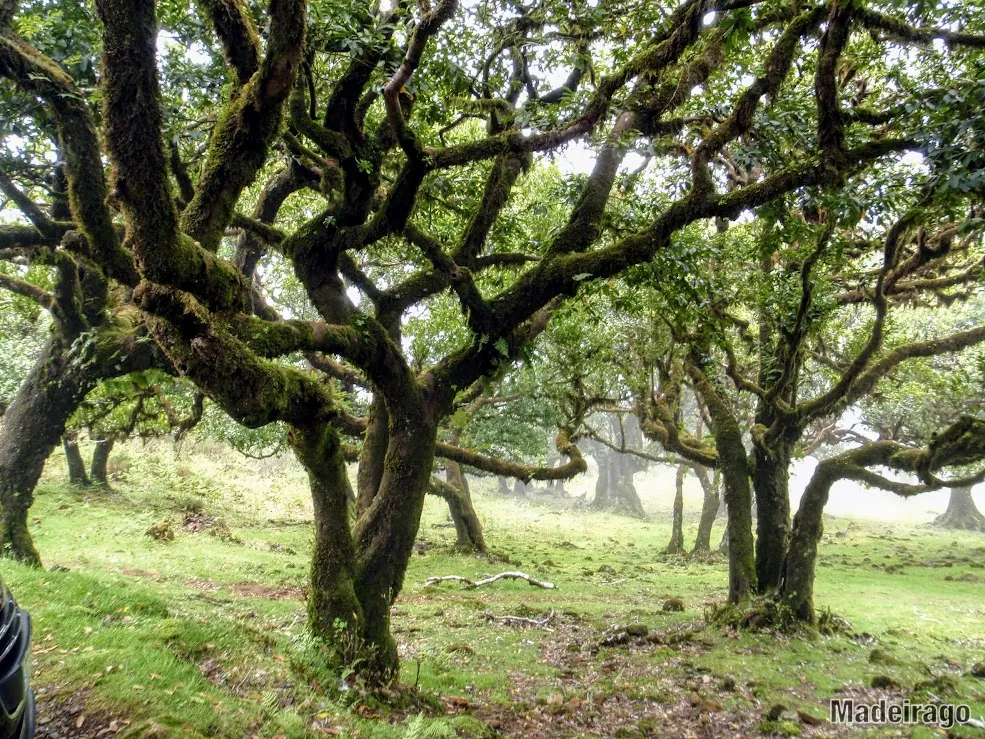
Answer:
[3,441,984,737]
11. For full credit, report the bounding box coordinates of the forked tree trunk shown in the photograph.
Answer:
[350,416,437,679]
[443,462,486,553]
[752,443,793,593]
[611,453,647,518]
[593,448,646,517]
[779,460,839,624]
[935,486,985,531]
[513,478,528,496]
[665,463,686,554]
[689,362,756,602]
[64,434,91,486]
[497,475,510,495]
[90,437,115,486]
[693,467,721,553]
[0,340,99,564]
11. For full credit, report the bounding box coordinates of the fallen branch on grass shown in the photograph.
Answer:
[423,571,556,589]
[481,610,556,628]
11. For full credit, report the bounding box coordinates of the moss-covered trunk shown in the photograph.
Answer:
[692,467,720,553]
[0,339,99,564]
[779,461,838,624]
[752,443,792,593]
[688,358,756,602]
[665,463,686,554]
[291,424,365,662]
[935,486,985,531]
[444,462,486,553]
[90,437,115,486]
[64,433,91,486]
[355,396,388,516]
[351,413,437,680]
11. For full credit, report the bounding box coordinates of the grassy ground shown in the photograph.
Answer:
[4,442,985,738]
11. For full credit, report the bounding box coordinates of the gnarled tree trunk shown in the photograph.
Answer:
[693,467,721,553]
[350,414,437,679]
[935,486,985,531]
[689,359,756,602]
[780,460,838,624]
[665,463,686,554]
[291,424,365,663]
[592,451,610,506]
[443,462,486,553]
[64,433,91,486]
[0,340,97,564]
[752,442,792,593]
[90,437,115,487]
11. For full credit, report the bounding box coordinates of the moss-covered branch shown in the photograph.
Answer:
[435,427,586,483]
[197,0,261,86]
[180,0,307,251]
[0,30,135,283]
[856,8,985,49]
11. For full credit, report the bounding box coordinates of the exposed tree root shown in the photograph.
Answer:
[708,598,852,636]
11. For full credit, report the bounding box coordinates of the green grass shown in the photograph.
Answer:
[5,441,985,737]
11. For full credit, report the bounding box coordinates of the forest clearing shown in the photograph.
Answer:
[2,0,985,734]
[7,444,985,738]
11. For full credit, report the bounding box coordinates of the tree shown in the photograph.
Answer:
[3,0,984,679]
[65,372,204,487]
[848,310,985,530]
[781,415,985,624]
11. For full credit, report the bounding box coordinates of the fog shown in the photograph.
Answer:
[563,456,984,524]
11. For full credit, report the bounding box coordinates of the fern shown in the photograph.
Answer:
[402,712,457,739]
[260,689,280,717]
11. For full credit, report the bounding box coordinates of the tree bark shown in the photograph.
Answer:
[64,433,90,486]
[0,340,98,564]
[350,413,437,680]
[779,461,839,624]
[290,423,365,663]
[935,486,985,531]
[693,467,721,553]
[355,396,389,516]
[90,437,115,487]
[497,475,510,495]
[752,442,793,593]
[444,462,486,553]
[688,358,756,602]
[665,463,686,554]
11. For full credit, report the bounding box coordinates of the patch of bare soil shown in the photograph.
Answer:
[184,577,304,600]
[112,567,303,600]
[461,616,847,738]
[34,684,130,739]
